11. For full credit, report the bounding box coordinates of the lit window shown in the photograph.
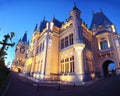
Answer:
[60,59,64,73]
[65,58,69,73]
[70,56,74,73]
[60,56,74,74]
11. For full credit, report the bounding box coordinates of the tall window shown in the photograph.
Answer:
[42,41,44,51]
[65,36,68,47]
[60,56,74,74]
[70,56,74,73]
[60,34,73,50]
[65,58,69,73]
[61,39,64,49]
[69,34,73,45]
[61,59,64,73]
[100,39,108,50]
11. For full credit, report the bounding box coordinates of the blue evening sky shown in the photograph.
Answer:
[0,0,120,67]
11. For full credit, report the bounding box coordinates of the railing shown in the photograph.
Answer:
[98,47,114,56]
[33,81,77,92]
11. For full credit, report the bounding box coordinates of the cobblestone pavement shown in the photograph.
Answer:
[4,72,120,96]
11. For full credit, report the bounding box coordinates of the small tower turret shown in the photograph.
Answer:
[70,4,85,81]
[39,17,47,32]
[70,4,84,44]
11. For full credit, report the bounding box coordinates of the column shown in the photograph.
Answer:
[74,43,85,81]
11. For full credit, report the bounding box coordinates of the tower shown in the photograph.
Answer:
[11,32,29,72]
[29,24,41,76]
[90,11,120,77]
[70,5,85,81]
[70,5,84,43]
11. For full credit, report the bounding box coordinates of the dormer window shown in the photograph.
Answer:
[100,38,109,50]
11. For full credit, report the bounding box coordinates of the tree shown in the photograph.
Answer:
[0,50,7,67]
[0,32,15,66]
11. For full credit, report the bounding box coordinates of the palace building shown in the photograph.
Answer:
[11,5,120,82]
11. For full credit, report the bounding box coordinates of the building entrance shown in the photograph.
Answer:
[17,68,21,73]
[102,60,116,76]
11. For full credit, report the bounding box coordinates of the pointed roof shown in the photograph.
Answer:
[39,17,47,32]
[19,38,21,42]
[52,17,63,28]
[72,2,79,11]
[34,24,38,32]
[90,11,113,30]
[22,32,27,43]
[72,5,79,11]
[71,2,81,13]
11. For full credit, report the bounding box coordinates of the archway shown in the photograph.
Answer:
[102,60,116,76]
[17,68,21,73]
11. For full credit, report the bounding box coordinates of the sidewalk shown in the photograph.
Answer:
[19,73,97,86]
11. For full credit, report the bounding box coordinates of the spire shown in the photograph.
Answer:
[53,14,55,19]
[34,24,38,32]
[39,17,47,32]
[52,17,63,28]
[72,2,79,11]
[100,8,103,12]
[74,2,76,7]
[19,38,21,42]
[22,31,27,43]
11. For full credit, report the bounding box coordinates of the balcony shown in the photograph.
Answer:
[98,47,114,56]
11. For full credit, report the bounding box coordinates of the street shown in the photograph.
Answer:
[4,72,120,96]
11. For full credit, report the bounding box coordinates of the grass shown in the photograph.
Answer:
[0,67,10,95]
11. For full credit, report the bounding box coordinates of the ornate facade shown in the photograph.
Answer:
[11,32,29,72]
[11,5,120,82]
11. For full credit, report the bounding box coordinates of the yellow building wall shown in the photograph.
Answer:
[24,58,32,73]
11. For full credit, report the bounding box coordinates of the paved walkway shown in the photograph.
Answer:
[19,73,95,86]
[4,72,120,96]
